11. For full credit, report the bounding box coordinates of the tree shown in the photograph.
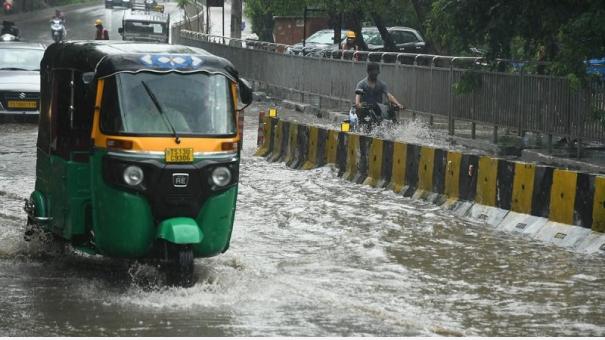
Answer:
[424,0,605,80]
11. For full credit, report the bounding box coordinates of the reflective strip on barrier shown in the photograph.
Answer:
[404,144,421,196]
[343,134,360,182]
[530,166,554,218]
[496,160,515,210]
[417,147,435,192]
[254,115,272,157]
[268,120,286,162]
[302,126,319,170]
[459,154,479,201]
[432,149,448,195]
[363,138,383,187]
[326,130,339,165]
[336,132,348,177]
[444,152,462,199]
[284,122,299,166]
[256,111,265,147]
[549,169,577,225]
[511,162,536,214]
[593,176,605,232]
[291,124,309,169]
[353,135,371,184]
[573,173,594,229]
[377,140,394,188]
[476,156,498,207]
[388,142,408,193]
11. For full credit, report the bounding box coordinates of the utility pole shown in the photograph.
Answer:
[230,0,242,39]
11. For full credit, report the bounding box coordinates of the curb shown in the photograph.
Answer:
[256,115,605,255]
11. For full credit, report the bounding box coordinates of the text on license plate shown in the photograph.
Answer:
[7,100,37,109]
[165,148,194,163]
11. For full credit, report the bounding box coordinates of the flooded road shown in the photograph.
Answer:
[1,106,604,336]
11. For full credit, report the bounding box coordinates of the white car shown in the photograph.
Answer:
[0,42,44,123]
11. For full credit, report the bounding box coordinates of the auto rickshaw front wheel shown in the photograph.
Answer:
[165,243,195,287]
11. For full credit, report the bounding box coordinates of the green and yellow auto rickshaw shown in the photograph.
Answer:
[24,41,252,286]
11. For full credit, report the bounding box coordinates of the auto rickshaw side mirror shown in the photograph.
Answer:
[82,72,95,84]
[238,77,253,106]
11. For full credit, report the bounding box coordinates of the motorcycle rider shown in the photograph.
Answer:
[1,20,20,39]
[341,31,359,51]
[52,10,65,23]
[94,19,109,40]
[355,62,404,120]
[50,10,66,41]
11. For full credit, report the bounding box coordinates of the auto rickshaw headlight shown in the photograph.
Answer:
[211,166,231,187]
[123,165,144,186]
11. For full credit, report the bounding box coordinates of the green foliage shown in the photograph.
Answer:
[593,108,605,126]
[424,0,605,81]
[453,70,482,95]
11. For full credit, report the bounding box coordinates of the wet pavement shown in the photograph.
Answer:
[0,104,604,336]
[14,0,180,43]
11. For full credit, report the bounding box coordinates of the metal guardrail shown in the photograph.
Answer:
[179,30,605,146]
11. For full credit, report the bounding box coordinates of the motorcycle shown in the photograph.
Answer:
[50,18,65,43]
[353,88,399,132]
[1,20,19,41]
[0,33,18,41]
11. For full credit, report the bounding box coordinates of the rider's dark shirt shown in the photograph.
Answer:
[356,77,388,105]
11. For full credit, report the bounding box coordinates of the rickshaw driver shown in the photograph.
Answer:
[121,80,191,134]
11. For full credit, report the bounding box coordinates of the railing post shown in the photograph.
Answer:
[518,69,524,137]
[547,75,553,154]
[448,59,455,136]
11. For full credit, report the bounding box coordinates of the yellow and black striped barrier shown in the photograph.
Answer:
[254,113,605,233]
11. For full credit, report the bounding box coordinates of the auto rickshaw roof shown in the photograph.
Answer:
[41,41,239,80]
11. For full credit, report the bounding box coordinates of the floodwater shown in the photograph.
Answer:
[0,106,604,336]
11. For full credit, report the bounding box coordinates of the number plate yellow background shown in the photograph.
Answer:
[165,148,194,163]
[7,100,37,109]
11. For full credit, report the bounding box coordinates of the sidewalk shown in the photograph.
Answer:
[252,89,605,175]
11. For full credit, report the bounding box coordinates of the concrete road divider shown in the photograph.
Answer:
[254,113,605,253]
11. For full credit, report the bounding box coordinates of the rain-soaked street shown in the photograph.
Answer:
[0,104,604,336]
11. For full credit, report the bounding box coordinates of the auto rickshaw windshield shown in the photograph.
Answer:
[100,72,236,136]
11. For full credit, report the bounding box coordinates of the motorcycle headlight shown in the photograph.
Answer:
[211,166,231,187]
[123,165,144,186]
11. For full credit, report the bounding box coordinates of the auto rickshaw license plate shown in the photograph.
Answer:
[165,148,194,163]
[7,100,37,109]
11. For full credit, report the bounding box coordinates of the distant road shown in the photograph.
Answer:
[16,0,180,44]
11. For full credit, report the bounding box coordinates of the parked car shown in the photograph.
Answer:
[587,58,605,80]
[362,26,428,54]
[0,41,44,122]
[285,29,347,56]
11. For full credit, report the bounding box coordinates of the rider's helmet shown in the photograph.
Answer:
[367,62,380,75]
[346,31,356,39]
[95,19,102,26]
